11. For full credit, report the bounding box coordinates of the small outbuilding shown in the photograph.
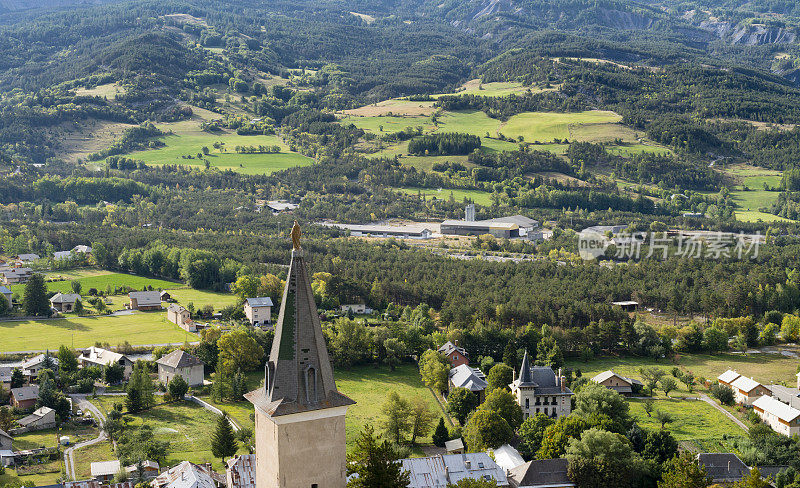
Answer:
[50,292,81,312]
[128,291,162,311]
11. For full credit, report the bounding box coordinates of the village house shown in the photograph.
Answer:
[167,304,195,332]
[0,429,12,467]
[10,385,39,409]
[151,461,224,488]
[340,303,372,315]
[752,395,800,437]
[92,460,121,483]
[697,453,750,484]
[448,364,488,402]
[243,297,273,327]
[156,350,205,387]
[129,290,162,311]
[0,367,11,388]
[50,292,81,313]
[0,286,12,306]
[438,341,469,367]
[16,254,40,263]
[508,458,574,488]
[72,245,93,254]
[1,267,32,285]
[226,454,256,488]
[21,353,58,379]
[511,352,573,420]
[53,251,73,260]
[125,460,160,479]
[590,370,643,396]
[770,385,800,410]
[730,376,771,406]
[401,453,509,487]
[80,346,134,380]
[65,480,133,488]
[15,406,57,433]
[160,291,172,302]
[718,369,742,388]
[0,429,11,452]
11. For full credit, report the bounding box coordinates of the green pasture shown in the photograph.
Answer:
[126,132,313,175]
[500,110,622,142]
[166,288,239,309]
[0,312,197,352]
[339,114,433,133]
[395,187,493,206]
[9,270,178,296]
[628,399,745,440]
[735,210,794,223]
[73,441,115,480]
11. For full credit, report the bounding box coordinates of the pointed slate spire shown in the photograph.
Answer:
[517,350,536,387]
[246,229,354,417]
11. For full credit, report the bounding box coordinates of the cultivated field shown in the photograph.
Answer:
[342,99,436,117]
[0,312,196,352]
[395,187,493,206]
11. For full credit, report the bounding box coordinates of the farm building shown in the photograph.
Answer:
[10,385,39,409]
[611,300,639,312]
[591,370,643,396]
[156,349,205,387]
[508,458,574,488]
[265,201,298,214]
[441,219,520,238]
[128,290,162,311]
[333,223,433,239]
[244,297,273,327]
[16,254,40,262]
[752,395,800,437]
[401,453,509,487]
[53,251,73,260]
[91,460,121,483]
[511,352,572,420]
[50,292,81,312]
[438,341,469,367]
[15,406,56,433]
[167,304,194,332]
[730,376,771,406]
[160,291,172,301]
[226,454,256,488]
[448,364,488,402]
[80,346,134,380]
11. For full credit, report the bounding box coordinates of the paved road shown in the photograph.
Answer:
[699,394,749,432]
[4,342,200,355]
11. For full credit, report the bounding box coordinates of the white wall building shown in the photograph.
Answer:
[753,395,800,437]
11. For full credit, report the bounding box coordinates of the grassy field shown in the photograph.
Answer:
[336,364,442,454]
[127,132,313,175]
[567,351,800,390]
[0,312,197,352]
[718,164,793,221]
[9,270,178,296]
[735,210,794,222]
[628,398,745,440]
[501,110,622,142]
[395,187,493,206]
[13,425,98,450]
[73,439,116,479]
[340,114,433,133]
[435,80,540,98]
[165,288,239,309]
[91,397,248,471]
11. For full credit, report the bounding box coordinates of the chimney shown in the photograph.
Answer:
[561,376,566,392]
[727,460,731,473]
[454,340,459,347]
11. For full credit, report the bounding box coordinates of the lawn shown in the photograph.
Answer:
[395,187,493,206]
[73,439,115,480]
[628,398,745,440]
[8,270,178,296]
[735,210,794,222]
[12,424,98,450]
[500,110,623,142]
[91,397,248,471]
[127,132,313,175]
[165,288,239,309]
[335,364,442,454]
[566,351,800,391]
[0,312,197,352]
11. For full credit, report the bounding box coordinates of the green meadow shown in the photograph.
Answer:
[628,399,745,440]
[339,114,433,133]
[127,132,313,175]
[395,187,493,206]
[9,270,178,296]
[0,312,196,352]
[501,110,622,142]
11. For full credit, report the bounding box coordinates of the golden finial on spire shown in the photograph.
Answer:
[290,221,302,250]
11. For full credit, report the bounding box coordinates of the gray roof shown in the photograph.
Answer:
[167,304,189,314]
[128,290,162,306]
[0,429,10,441]
[50,292,81,304]
[0,286,10,294]
[22,353,58,369]
[157,350,204,369]
[438,341,467,357]
[402,453,509,487]
[245,297,274,308]
[449,364,487,391]
[245,249,354,417]
[485,215,539,228]
[91,460,121,477]
[698,453,749,482]
[768,385,800,410]
[509,458,574,487]
[441,219,518,230]
[18,406,55,427]
[515,355,573,396]
[11,385,39,401]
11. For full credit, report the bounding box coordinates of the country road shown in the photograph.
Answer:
[64,395,108,480]
[699,394,750,432]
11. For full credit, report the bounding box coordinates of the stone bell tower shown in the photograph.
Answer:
[245,222,355,488]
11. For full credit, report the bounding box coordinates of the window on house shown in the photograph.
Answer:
[312,484,318,488]
[525,398,529,409]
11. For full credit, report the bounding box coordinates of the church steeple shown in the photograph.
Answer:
[246,228,354,417]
